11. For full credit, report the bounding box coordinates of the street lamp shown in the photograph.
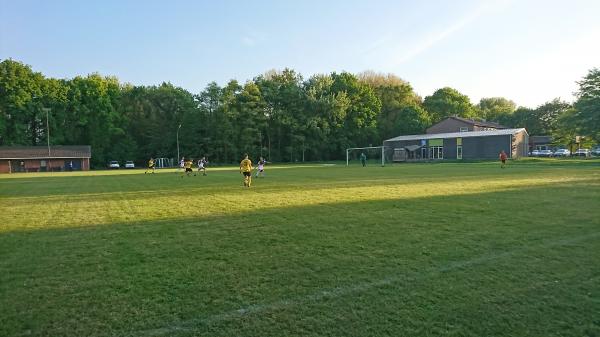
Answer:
[176,124,182,166]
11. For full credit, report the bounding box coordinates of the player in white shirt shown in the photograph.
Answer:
[255,157,268,178]
[178,157,185,172]
[197,156,208,176]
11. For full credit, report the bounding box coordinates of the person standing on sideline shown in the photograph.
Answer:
[145,157,155,174]
[499,150,508,169]
[197,156,208,176]
[240,154,253,187]
[359,152,367,167]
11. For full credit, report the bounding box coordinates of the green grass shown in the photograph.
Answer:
[1,160,599,337]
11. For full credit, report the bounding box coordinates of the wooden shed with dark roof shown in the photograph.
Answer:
[0,146,91,173]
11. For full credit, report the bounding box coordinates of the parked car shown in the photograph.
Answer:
[531,149,541,157]
[553,148,571,157]
[592,147,600,156]
[109,160,120,169]
[573,149,591,157]
[125,161,135,169]
[539,149,553,157]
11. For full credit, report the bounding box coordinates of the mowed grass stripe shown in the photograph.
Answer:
[1,168,595,231]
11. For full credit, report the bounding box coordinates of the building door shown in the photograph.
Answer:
[429,146,443,159]
[67,160,82,171]
[457,146,462,159]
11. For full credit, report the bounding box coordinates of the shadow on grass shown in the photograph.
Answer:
[1,182,599,337]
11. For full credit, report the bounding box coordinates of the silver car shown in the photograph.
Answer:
[553,149,571,157]
[573,149,591,157]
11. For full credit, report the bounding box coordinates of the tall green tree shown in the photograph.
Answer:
[357,71,428,139]
[423,87,475,123]
[255,69,306,161]
[0,59,46,145]
[330,72,381,151]
[573,68,600,141]
[477,97,516,122]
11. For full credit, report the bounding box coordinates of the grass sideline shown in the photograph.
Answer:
[1,160,599,337]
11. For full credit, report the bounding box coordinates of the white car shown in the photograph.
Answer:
[553,149,570,157]
[573,149,591,157]
[125,161,135,169]
[531,149,541,157]
[109,160,120,169]
[539,149,553,157]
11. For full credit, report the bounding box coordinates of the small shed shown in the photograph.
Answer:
[0,146,91,173]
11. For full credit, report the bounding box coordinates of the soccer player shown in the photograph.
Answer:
[360,152,367,167]
[197,156,208,176]
[255,156,268,178]
[240,154,253,187]
[178,157,185,172]
[145,157,155,174]
[181,158,194,177]
[499,150,508,168]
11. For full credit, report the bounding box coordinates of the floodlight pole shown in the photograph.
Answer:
[176,124,182,165]
[42,108,51,157]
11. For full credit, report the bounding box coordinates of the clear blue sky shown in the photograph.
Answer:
[1,0,599,107]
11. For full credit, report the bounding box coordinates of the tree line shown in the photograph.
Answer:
[1,59,598,167]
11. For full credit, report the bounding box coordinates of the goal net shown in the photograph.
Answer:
[346,146,391,166]
[154,158,173,168]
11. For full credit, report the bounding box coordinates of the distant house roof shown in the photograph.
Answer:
[448,116,507,129]
[0,146,91,159]
[384,128,527,142]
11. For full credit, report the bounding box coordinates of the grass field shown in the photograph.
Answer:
[1,159,599,337]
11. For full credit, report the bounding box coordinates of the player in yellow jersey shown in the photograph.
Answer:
[239,154,253,187]
[145,157,155,174]
[181,158,194,177]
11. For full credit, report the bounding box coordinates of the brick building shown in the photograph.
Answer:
[0,146,91,173]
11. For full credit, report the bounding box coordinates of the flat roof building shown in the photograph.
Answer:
[384,129,528,162]
[0,146,91,173]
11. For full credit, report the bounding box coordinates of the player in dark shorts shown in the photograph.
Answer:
[197,156,208,176]
[145,157,155,174]
[240,154,253,187]
[182,159,194,177]
[255,156,268,178]
[499,150,507,168]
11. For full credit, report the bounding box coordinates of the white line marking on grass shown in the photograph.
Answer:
[135,232,600,336]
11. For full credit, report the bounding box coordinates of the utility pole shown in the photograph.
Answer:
[42,108,51,157]
[176,124,182,166]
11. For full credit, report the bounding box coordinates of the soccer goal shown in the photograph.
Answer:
[346,146,390,166]
[155,158,173,169]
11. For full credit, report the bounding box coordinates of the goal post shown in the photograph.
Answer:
[346,146,387,167]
